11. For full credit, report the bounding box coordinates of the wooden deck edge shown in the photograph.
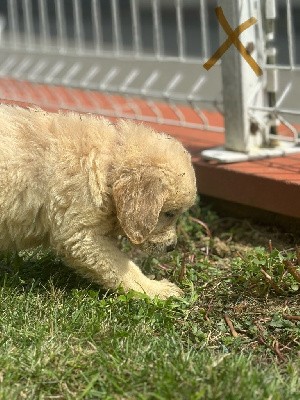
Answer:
[200,195,300,233]
[193,158,300,220]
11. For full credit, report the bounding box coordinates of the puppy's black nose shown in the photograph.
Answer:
[166,243,176,252]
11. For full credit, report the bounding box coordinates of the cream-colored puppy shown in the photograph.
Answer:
[0,105,196,299]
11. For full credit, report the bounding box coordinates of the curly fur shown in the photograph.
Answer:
[0,105,196,299]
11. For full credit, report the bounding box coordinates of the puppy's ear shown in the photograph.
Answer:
[113,167,165,244]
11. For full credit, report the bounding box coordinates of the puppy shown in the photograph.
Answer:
[0,105,196,299]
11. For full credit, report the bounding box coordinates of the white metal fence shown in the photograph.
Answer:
[0,0,299,162]
[251,0,300,145]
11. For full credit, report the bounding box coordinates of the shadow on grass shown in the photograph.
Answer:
[0,249,108,297]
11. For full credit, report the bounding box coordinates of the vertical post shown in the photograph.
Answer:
[200,0,209,60]
[92,0,103,54]
[55,0,67,53]
[175,0,185,60]
[23,0,34,49]
[38,0,50,48]
[265,0,278,145]
[219,0,266,152]
[73,0,84,53]
[112,0,122,55]
[153,0,163,58]
[8,0,19,48]
[131,0,142,56]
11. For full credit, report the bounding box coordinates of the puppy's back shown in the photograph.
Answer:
[0,106,118,250]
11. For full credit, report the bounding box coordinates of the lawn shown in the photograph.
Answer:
[0,201,299,399]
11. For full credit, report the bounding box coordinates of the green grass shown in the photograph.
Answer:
[1,202,300,399]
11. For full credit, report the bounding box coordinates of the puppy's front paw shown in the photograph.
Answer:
[146,279,183,300]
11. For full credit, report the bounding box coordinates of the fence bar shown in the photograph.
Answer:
[23,0,34,48]
[38,0,50,47]
[73,0,84,53]
[7,0,19,47]
[112,0,122,55]
[199,0,208,60]
[152,0,163,58]
[286,0,295,69]
[55,0,67,52]
[92,0,103,54]
[131,0,141,55]
[176,0,185,60]
[265,0,278,142]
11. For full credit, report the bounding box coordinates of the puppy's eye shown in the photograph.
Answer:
[164,211,176,218]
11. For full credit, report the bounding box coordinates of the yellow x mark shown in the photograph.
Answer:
[203,7,263,76]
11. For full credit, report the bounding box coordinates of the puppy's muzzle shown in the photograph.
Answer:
[140,237,177,255]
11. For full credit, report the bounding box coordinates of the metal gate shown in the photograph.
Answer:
[0,0,299,162]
